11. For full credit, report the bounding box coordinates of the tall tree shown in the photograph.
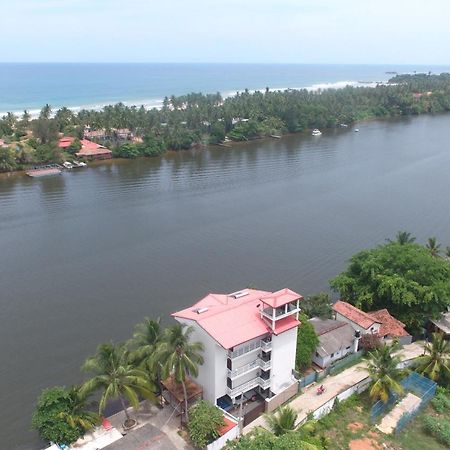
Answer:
[152,324,204,423]
[40,104,52,120]
[81,343,155,426]
[427,237,441,257]
[366,341,404,403]
[301,292,333,319]
[265,406,298,436]
[296,314,319,371]
[415,333,450,384]
[388,230,416,245]
[128,317,162,369]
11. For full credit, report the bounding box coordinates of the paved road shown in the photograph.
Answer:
[244,342,424,434]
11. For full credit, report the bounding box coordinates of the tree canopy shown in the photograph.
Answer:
[330,240,450,332]
[296,314,319,372]
[188,400,225,448]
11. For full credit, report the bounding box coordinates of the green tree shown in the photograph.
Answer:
[188,400,225,448]
[0,147,17,172]
[32,118,58,144]
[128,317,162,368]
[415,333,450,384]
[81,343,156,426]
[58,386,100,431]
[296,314,319,371]
[330,241,450,332]
[152,324,204,423]
[445,247,450,259]
[40,104,52,120]
[427,237,441,257]
[265,406,298,436]
[301,293,332,319]
[32,386,86,446]
[388,230,416,245]
[366,341,404,403]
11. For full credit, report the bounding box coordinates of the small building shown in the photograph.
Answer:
[333,301,381,335]
[114,128,133,140]
[333,301,411,344]
[75,139,112,160]
[309,318,359,369]
[430,309,450,339]
[172,288,302,418]
[58,136,75,149]
[84,128,107,140]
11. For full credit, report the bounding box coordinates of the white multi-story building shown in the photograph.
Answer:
[172,288,302,409]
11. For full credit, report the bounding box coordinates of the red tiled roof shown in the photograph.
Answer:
[273,314,300,334]
[368,309,410,338]
[218,417,237,436]
[58,137,75,148]
[172,288,301,349]
[76,139,112,156]
[333,301,379,329]
[260,288,303,308]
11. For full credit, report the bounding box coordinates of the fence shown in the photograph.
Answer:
[370,372,437,429]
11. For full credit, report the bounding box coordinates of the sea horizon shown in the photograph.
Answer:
[2,62,450,118]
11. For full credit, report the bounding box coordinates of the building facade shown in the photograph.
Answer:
[172,288,302,409]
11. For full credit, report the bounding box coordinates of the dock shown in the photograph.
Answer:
[26,164,63,177]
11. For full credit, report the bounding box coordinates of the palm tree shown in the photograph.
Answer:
[426,237,441,257]
[58,386,100,432]
[445,247,450,259]
[128,317,162,367]
[415,333,450,383]
[366,341,405,403]
[153,324,204,423]
[81,343,155,427]
[389,231,416,245]
[265,406,298,436]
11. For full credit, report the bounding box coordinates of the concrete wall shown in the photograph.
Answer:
[312,346,353,369]
[175,318,227,403]
[270,327,297,395]
[265,381,298,413]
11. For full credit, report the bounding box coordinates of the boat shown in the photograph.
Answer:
[62,161,74,169]
[311,129,322,136]
[354,128,360,132]
[340,123,348,128]
[72,160,87,168]
[26,164,62,177]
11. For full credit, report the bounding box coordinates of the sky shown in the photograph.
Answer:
[2,0,450,64]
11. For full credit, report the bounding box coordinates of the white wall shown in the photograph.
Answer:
[175,318,227,403]
[312,346,353,369]
[270,327,297,394]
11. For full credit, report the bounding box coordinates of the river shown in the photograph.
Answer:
[1,114,450,448]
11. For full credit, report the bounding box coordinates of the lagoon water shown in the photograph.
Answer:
[1,113,450,448]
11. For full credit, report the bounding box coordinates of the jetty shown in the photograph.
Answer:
[26,164,63,177]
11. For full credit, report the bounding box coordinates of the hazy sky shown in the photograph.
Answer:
[2,0,450,64]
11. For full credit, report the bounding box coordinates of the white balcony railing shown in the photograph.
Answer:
[226,376,272,398]
[227,358,272,379]
[228,338,272,359]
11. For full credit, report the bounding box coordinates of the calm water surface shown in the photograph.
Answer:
[1,114,450,448]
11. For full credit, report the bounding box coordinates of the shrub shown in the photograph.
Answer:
[359,334,382,352]
[296,314,319,371]
[188,400,225,448]
[423,415,450,447]
[431,387,450,414]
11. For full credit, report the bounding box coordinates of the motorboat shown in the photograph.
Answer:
[72,160,87,168]
[311,129,322,136]
[354,128,360,132]
[62,161,74,169]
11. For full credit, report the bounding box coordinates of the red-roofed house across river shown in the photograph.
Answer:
[172,288,302,415]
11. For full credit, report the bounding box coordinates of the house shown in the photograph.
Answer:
[58,136,75,148]
[172,288,302,413]
[84,127,107,140]
[75,139,112,160]
[113,128,133,140]
[309,318,359,369]
[333,301,412,344]
[429,308,450,339]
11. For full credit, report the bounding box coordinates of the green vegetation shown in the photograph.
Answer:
[32,386,99,446]
[300,292,333,319]
[188,400,225,448]
[422,388,450,448]
[152,324,204,423]
[414,333,450,385]
[330,234,450,333]
[296,313,319,372]
[3,73,450,171]
[265,406,298,436]
[366,341,405,402]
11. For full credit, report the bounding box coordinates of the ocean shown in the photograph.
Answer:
[1,63,450,117]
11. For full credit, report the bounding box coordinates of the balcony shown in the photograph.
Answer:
[226,376,272,398]
[227,357,272,379]
[228,338,271,359]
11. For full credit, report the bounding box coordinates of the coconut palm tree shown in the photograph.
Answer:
[128,317,162,367]
[265,406,298,436]
[81,343,155,427]
[389,231,416,245]
[58,386,100,432]
[366,341,405,403]
[153,324,204,423]
[415,333,450,383]
[426,237,441,257]
[445,247,450,259]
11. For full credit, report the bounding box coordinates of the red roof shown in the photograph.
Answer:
[58,137,75,148]
[260,288,303,308]
[218,417,237,436]
[76,139,112,157]
[172,288,301,349]
[368,309,410,338]
[333,301,380,329]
